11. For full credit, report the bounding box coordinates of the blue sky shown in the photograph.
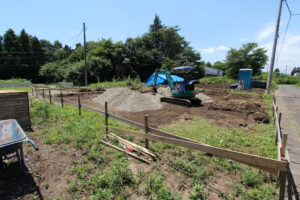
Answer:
[1,0,300,73]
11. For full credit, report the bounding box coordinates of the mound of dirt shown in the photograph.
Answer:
[92,87,163,112]
[208,100,269,123]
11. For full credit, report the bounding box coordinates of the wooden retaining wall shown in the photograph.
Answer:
[0,90,31,130]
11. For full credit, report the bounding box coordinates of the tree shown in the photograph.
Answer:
[88,56,112,82]
[19,29,30,52]
[0,35,3,52]
[291,67,300,76]
[3,29,20,52]
[149,14,164,32]
[206,62,212,68]
[225,43,268,79]
[274,68,280,73]
[213,61,227,71]
[53,40,63,49]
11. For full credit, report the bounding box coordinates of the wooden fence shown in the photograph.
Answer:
[32,85,297,199]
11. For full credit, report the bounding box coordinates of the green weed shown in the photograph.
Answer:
[189,184,208,200]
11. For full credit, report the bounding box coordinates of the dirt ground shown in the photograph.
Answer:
[63,85,268,129]
[0,132,79,200]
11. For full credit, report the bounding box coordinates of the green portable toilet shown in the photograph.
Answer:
[238,69,252,90]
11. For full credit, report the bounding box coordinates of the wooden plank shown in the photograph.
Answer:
[109,127,289,173]
[100,140,151,164]
[107,132,157,159]
[107,114,198,143]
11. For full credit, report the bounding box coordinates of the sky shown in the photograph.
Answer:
[1,0,300,74]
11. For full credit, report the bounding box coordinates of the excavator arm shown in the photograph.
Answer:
[153,69,175,92]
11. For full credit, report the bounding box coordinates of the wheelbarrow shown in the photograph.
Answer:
[0,119,38,173]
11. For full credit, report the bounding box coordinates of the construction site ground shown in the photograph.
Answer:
[63,86,269,129]
[1,83,279,200]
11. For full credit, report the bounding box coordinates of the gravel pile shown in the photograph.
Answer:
[157,86,213,103]
[196,93,213,103]
[92,87,163,112]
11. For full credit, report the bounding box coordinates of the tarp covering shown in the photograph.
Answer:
[145,73,184,85]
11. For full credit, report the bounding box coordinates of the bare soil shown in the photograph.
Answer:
[0,132,79,200]
[63,87,268,129]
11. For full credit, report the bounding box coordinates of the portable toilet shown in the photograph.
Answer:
[238,69,252,90]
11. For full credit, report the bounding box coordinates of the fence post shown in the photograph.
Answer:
[144,115,149,149]
[278,112,282,125]
[279,169,288,200]
[48,90,52,104]
[42,89,45,99]
[35,88,38,98]
[60,90,64,108]
[31,87,34,96]
[105,102,108,135]
[281,133,288,157]
[78,93,81,115]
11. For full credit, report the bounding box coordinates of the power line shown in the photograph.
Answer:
[69,28,83,47]
[275,0,292,69]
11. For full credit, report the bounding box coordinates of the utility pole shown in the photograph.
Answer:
[285,65,288,75]
[83,22,88,86]
[266,0,284,93]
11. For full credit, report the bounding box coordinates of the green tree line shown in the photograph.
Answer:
[0,29,72,82]
[39,15,206,85]
[1,15,271,84]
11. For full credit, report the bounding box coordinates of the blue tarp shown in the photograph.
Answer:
[145,73,184,85]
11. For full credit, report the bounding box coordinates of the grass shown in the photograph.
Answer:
[0,78,31,83]
[0,87,31,92]
[253,72,300,89]
[89,76,141,88]
[27,97,278,199]
[199,76,235,83]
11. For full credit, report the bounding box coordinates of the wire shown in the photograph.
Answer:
[275,0,294,69]
[70,28,83,47]
[284,0,292,15]
[275,14,292,69]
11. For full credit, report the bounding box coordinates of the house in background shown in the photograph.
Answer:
[204,67,224,76]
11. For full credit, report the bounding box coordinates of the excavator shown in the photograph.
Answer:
[152,67,201,107]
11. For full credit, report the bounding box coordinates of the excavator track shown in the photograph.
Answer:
[160,96,201,107]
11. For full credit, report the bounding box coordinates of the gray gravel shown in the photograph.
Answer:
[92,87,163,112]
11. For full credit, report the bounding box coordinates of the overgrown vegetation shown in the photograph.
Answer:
[89,76,141,87]
[199,76,235,83]
[0,78,31,83]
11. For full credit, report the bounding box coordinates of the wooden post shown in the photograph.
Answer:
[60,90,64,108]
[144,115,149,149]
[105,102,108,134]
[278,112,282,125]
[42,89,45,99]
[281,133,288,157]
[78,93,81,115]
[49,90,52,104]
[279,171,287,200]
[35,88,38,98]
[31,87,34,96]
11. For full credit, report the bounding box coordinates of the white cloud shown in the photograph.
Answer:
[198,45,230,54]
[260,33,300,73]
[256,23,274,41]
